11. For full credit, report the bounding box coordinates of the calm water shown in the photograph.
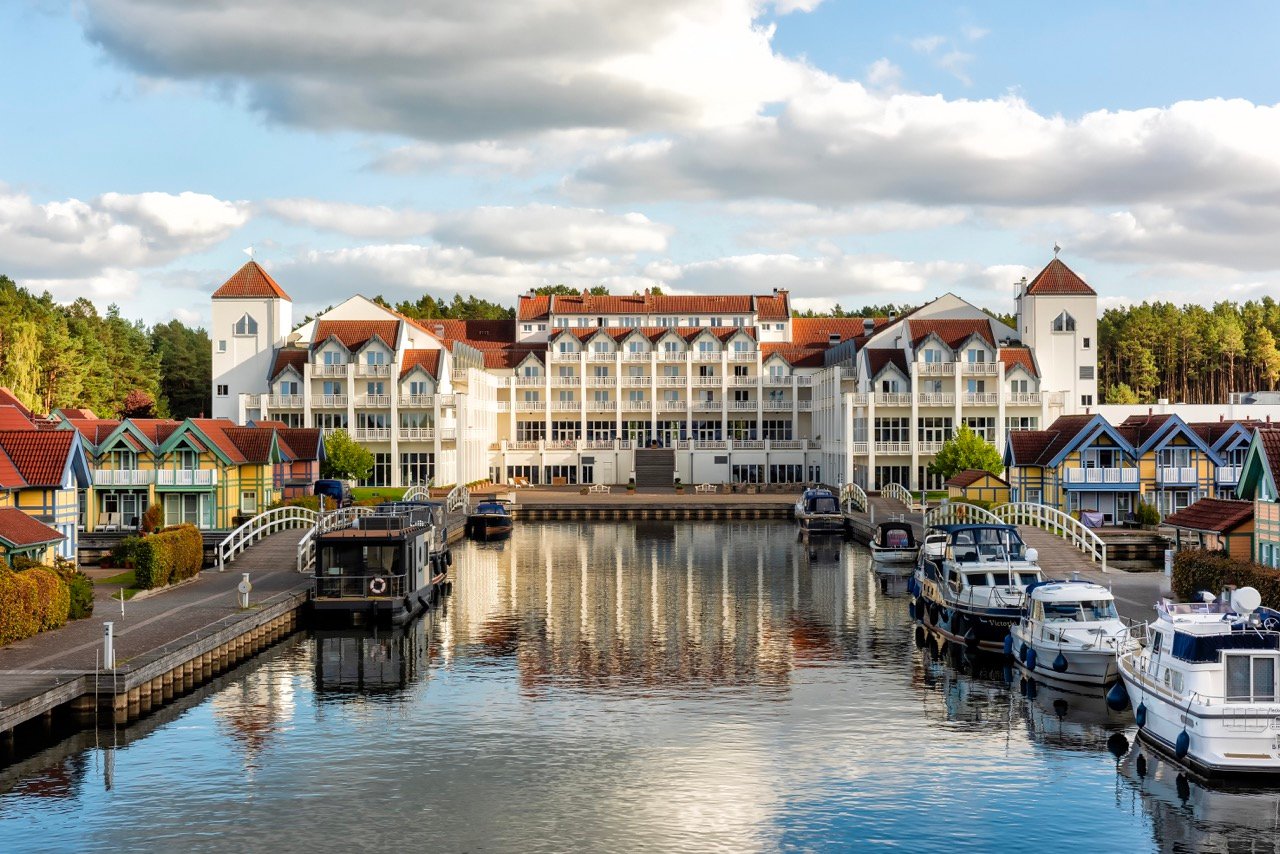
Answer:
[2,521,1279,853]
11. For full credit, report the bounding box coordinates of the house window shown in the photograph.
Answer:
[1083,337,1091,349]
[522,324,532,332]
[313,413,348,430]
[966,349,986,363]
[1052,312,1076,332]
[365,350,386,366]
[233,314,258,336]
[1010,379,1029,393]
[1081,394,1094,407]
[366,381,385,396]
[216,384,228,396]
[593,340,611,354]
[516,421,545,441]
[698,341,717,355]
[407,380,429,396]
[217,340,227,353]
[323,350,344,366]
[918,417,953,444]
[963,417,996,442]
[111,450,138,470]
[400,452,434,486]
[522,364,541,378]
[880,379,900,393]
[279,380,299,396]
[762,420,792,440]
[1005,416,1038,432]
[554,318,569,328]
[557,341,575,354]
[177,450,198,470]
[966,379,986,394]
[240,491,258,515]
[359,453,392,487]
[922,349,944,364]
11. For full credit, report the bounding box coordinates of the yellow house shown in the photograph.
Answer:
[1117,413,1219,517]
[944,469,1010,505]
[0,426,92,559]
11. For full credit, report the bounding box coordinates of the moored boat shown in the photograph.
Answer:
[794,487,844,535]
[1010,579,1136,691]
[909,523,1043,653]
[870,521,919,569]
[466,499,514,540]
[1116,587,1280,777]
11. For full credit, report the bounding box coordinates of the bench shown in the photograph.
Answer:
[588,484,611,494]
[694,483,716,493]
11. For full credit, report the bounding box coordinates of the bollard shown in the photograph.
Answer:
[1164,548,1174,578]
[238,573,253,609]
[103,622,115,670]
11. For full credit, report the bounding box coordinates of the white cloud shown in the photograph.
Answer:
[727,201,969,247]
[865,58,902,91]
[261,199,436,238]
[910,35,946,54]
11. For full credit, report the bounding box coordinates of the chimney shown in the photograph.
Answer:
[863,318,874,335]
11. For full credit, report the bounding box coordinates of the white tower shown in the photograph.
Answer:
[1015,255,1098,414]
[210,261,293,420]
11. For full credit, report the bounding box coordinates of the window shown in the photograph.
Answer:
[544,465,578,485]
[734,364,748,377]
[240,490,258,515]
[1225,655,1278,702]
[322,350,344,366]
[555,317,569,328]
[523,324,532,332]
[365,381,385,396]
[557,341,575,353]
[963,417,996,442]
[523,364,541,378]
[1052,311,1076,332]
[768,363,787,380]
[1005,416,1039,432]
[322,381,343,396]
[762,420,792,440]
[966,379,986,394]
[365,350,386,366]
[506,465,541,485]
[216,384,228,396]
[356,412,389,430]
[880,379,900,393]
[538,324,547,332]
[313,413,348,430]
[966,348,987,363]
[1009,379,1028,393]
[592,390,610,406]
[279,380,299,395]
[769,464,804,483]
[922,348,945,364]
[657,316,677,327]
[585,421,616,440]
[407,380,429,396]
[918,417,953,444]
[1081,394,1094,407]
[360,453,392,487]
[732,464,762,483]
[698,340,717,355]
[727,419,755,440]
[874,418,910,443]
[111,449,138,470]
[177,450,199,470]
[233,314,258,336]
[1079,366,1094,380]
[1083,337,1091,349]
[217,340,227,353]
[516,421,545,441]
[732,316,746,327]
[550,421,579,441]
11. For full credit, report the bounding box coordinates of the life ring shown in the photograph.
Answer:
[369,577,388,595]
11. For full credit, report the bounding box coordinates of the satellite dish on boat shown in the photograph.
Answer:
[1024,548,1038,563]
[1231,587,1262,615]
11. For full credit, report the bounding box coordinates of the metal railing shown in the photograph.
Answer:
[924,501,1002,527]
[219,504,318,570]
[267,394,304,408]
[402,485,432,502]
[446,484,469,514]
[1063,467,1138,485]
[296,506,375,573]
[994,502,1108,572]
[355,363,392,377]
[840,482,868,513]
[315,573,409,599]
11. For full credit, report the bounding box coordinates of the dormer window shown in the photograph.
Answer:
[233,314,258,336]
[1052,311,1076,332]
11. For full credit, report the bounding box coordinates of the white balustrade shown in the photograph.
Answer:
[995,502,1108,572]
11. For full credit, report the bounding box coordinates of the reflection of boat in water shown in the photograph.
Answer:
[870,521,918,569]
[1010,579,1136,692]
[1021,678,1130,752]
[1117,747,1280,852]
[1117,587,1280,777]
[313,619,433,695]
[793,488,844,535]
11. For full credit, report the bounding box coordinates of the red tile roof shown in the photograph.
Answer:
[1188,419,1265,446]
[63,418,121,446]
[211,261,291,301]
[754,292,790,320]
[1258,429,1280,488]
[541,292,756,316]
[0,388,33,419]
[866,349,908,378]
[252,420,290,429]
[790,318,870,347]
[425,319,516,344]
[277,428,323,462]
[0,430,77,486]
[56,407,97,420]
[998,347,1039,378]
[400,349,442,379]
[313,320,400,352]
[0,507,65,548]
[186,419,248,464]
[129,419,183,445]
[761,344,826,368]
[1006,414,1102,466]
[223,427,277,464]
[1163,498,1254,534]
[0,445,26,490]
[907,319,995,350]
[945,469,1008,488]
[271,349,308,379]
[0,406,35,431]
[1024,258,1096,296]
[483,347,544,369]
[516,295,552,321]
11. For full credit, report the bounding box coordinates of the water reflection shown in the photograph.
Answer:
[313,618,434,696]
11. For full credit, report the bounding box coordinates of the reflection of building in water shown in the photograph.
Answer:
[444,522,903,693]
[313,619,432,696]
[212,660,297,771]
[1117,750,1280,853]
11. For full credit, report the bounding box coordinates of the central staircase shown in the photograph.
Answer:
[634,448,676,487]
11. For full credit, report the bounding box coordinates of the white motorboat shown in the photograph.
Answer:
[869,521,919,569]
[1009,579,1137,691]
[1116,586,1280,777]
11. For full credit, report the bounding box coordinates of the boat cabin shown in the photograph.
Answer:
[875,522,916,549]
[1025,581,1120,623]
[800,489,839,515]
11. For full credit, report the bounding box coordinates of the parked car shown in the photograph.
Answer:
[313,479,352,508]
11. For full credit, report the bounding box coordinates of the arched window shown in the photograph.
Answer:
[233,314,258,336]
[1052,311,1076,332]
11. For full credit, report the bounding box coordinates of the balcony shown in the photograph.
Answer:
[692,350,720,362]
[355,363,391,377]
[1062,467,1139,487]
[552,376,578,387]
[516,399,543,412]
[962,393,999,406]
[771,439,803,450]
[399,427,434,441]
[918,441,944,454]
[659,376,684,387]
[93,469,154,486]
[495,401,510,413]
[874,442,911,455]
[314,364,346,377]
[623,352,650,362]
[763,374,790,386]
[515,375,543,387]
[763,399,791,411]
[730,376,757,386]
[587,352,615,362]
[587,376,613,387]
[436,393,456,407]
[623,400,649,411]
[353,428,391,441]
[693,376,719,387]
[693,400,720,411]
[439,427,457,441]
[357,394,391,408]
[797,400,813,411]
[1006,392,1042,406]
[728,400,754,411]
[552,400,579,412]
[660,400,685,411]
[1158,466,1199,486]
[729,350,757,361]
[795,376,812,386]
[916,361,955,375]
[734,440,765,450]
[508,440,540,451]
[400,394,434,407]
[586,398,613,410]
[156,470,217,487]
[1217,465,1243,484]
[694,440,728,450]
[657,350,684,361]
[874,393,913,406]
[962,362,1000,375]
[550,351,579,362]
[917,393,955,407]
[315,394,348,408]
[267,394,304,408]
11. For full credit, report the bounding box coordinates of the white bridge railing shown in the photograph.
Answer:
[218,505,318,570]
[402,485,432,503]
[995,502,1108,572]
[446,484,469,514]
[923,501,1003,528]
[840,482,868,513]
[296,506,375,573]
[880,482,922,511]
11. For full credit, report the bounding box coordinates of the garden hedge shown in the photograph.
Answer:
[131,524,205,590]
[1172,549,1280,608]
[0,564,72,645]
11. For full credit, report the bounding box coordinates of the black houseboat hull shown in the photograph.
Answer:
[466,514,514,540]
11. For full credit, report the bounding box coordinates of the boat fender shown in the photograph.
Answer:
[1018,643,1028,664]
[1175,774,1190,801]
[1003,635,1014,658]
[1052,698,1069,719]
[928,604,940,626]
[369,577,387,595]
[1175,730,1190,760]
[914,626,926,649]
[1019,677,1028,696]
[445,550,453,567]
[1025,648,1038,671]
[1135,702,1147,728]
[1025,678,1037,699]
[908,601,916,621]
[1052,652,1069,673]
[417,595,429,611]
[1105,682,1131,711]
[952,613,965,632]
[1106,732,1129,760]
[1136,754,1147,778]
[1002,666,1014,684]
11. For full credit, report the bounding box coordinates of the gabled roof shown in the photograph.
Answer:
[1117,413,1218,461]
[400,349,441,379]
[0,507,65,549]
[55,407,97,420]
[312,320,400,352]
[907,319,995,350]
[1188,419,1266,450]
[0,430,85,487]
[1024,257,1096,296]
[548,292,755,316]
[1163,498,1254,534]
[0,406,35,431]
[998,347,1039,378]
[517,295,552,321]
[211,260,291,301]
[486,348,545,369]
[760,344,824,368]
[223,427,280,464]
[277,428,325,463]
[271,349,308,380]
[1004,414,1127,468]
[0,388,33,419]
[0,444,26,490]
[1237,428,1280,501]
[865,349,908,379]
[753,292,790,320]
[60,417,121,447]
[945,469,1008,489]
[789,317,868,347]
[425,319,516,345]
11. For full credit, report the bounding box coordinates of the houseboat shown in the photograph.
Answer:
[465,498,514,541]
[1009,579,1136,692]
[909,523,1044,653]
[869,520,919,568]
[794,488,845,535]
[312,502,450,624]
[1116,587,1280,777]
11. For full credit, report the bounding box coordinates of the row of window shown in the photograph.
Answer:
[359,453,435,487]
[552,338,756,354]
[880,378,1038,394]
[512,419,796,442]
[516,389,788,403]
[522,364,787,378]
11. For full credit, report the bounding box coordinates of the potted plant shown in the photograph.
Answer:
[627,477,636,493]
[580,485,589,495]
[674,477,684,494]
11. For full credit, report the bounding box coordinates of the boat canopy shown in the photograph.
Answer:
[1025,580,1113,603]
[1171,629,1280,664]
[804,494,839,514]
[875,522,917,548]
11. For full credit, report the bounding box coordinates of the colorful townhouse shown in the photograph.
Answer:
[1115,413,1220,516]
[247,421,326,499]
[1187,418,1264,499]
[1236,427,1280,567]
[0,507,66,567]
[0,409,92,559]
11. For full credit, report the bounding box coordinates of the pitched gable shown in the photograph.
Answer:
[211,260,291,301]
[1024,257,1096,296]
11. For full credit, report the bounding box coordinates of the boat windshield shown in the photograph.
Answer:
[476,503,507,515]
[950,527,1025,561]
[808,496,839,514]
[1044,599,1119,622]
[1017,572,1042,586]
[884,529,911,548]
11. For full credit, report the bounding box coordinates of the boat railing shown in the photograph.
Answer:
[314,572,409,600]
[995,502,1108,573]
[297,506,376,573]
[924,501,1003,528]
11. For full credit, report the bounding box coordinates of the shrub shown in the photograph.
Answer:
[1135,500,1162,527]
[53,558,94,620]
[141,503,164,534]
[114,536,143,567]
[20,566,70,631]
[1172,550,1280,607]
[0,568,39,645]
[133,525,204,590]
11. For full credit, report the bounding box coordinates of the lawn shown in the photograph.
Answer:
[351,486,408,502]
[101,569,142,600]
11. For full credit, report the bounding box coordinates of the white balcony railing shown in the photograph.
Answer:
[962,393,999,406]
[661,400,685,411]
[692,350,719,361]
[587,376,613,387]
[355,363,391,377]
[1158,466,1199,485]
[1063,467,1139,485]
[962,362,1000,375]
[313,364,347,377]
[436,393,455,408]
[623,400,649,411]
[874,393,913,406]
[763,400,791,410]
[509,440,540,451]
[315,394,348,408]
[495,401,510,413]
[551,351,579,362]
[1217,465,1243,484]
[585,398,613,410]
[657,350,684,361]
[693,377,719,386]
[659,376,684,387]
[763,374,790,386]
[552,400,578,412]
[399,427,434,441]
[516,399,542,411]
[730,400,755,410]
[623,376,649,386]
[797,400,813,411]
[515,375,543,387]
[553,376,578,387]
[623,352,650,362]
[587,352,614,362]
[93,469,155,486]
[267,394,304,408]
[358,394,391,408]
[795,376,812,386]
[731,376,757,386]
[693,401,720,411]
[874,442,911,455]
[1005,392,1042,405]
[156,469,218,487]
[917,393,955,407]
[918,441,944,454]
[399,394,434,407]
[354,428,391,441]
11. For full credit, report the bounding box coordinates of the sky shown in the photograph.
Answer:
[4,0,1280,328]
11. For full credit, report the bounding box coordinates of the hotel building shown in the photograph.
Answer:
[214,256,1098,490]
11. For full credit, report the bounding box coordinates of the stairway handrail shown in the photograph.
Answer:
[994,502,1108,572]
[218,505,318,570]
